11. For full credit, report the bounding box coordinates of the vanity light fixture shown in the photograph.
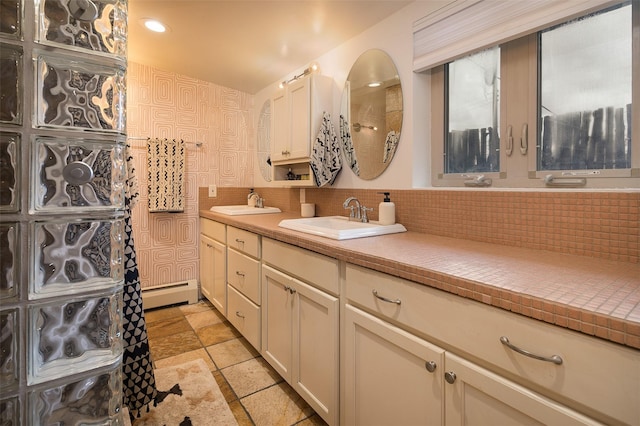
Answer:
[368,81,382,88]
[279,61,320,88]
[142,19,167,33]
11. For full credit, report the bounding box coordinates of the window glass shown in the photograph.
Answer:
[538,3,632,171]
[445,47,500,174]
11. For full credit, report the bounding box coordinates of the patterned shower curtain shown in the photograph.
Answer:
[122,143,157,418]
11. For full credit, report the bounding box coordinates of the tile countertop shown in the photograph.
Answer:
[200,210,640,350]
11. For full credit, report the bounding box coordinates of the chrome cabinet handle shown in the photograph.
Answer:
[425,361,437,373]
[372,289,401,305]
[235,311,245,318]
[235,271,245,277]
[235,238,244,244]
[444,371,456,384]
[283,285,296,294]
[500,336,563,365]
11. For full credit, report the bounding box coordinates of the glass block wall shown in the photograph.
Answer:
[1,0,127,423]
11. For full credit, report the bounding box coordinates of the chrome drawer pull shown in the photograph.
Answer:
[235,311,245,318]
[372,289,401,305]
[235,238,245,244]
[235,271,245,277]
[500,336,563,365]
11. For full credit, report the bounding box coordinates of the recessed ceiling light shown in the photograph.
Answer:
[142,19,167,33]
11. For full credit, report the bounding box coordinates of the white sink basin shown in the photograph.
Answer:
[210,205,281,215]
[278,216,407,240]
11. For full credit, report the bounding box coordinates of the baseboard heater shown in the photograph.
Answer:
[141,279,199,310]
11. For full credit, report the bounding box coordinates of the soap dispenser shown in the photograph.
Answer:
[378,192,395,225]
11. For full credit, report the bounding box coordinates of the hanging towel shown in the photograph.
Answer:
[310,112,342,187]
[147,138,185,212]
[340,115,359,176]
[383,130,400,163]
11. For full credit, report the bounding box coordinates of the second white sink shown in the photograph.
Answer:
[278,216,407,240]
[210,205,281,215]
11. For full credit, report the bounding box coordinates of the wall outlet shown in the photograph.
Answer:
[208,184,217,197]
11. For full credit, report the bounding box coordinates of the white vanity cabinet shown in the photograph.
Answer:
[344,302,598,426]
[261,238,340,425]
[271,73,333,186]
[226,226,262,350]
[199,218,226,315]
[443,352,599,426]
[343,304,445,425]
[344,264,640,426]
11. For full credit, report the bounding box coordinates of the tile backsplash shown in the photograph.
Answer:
[200,187,639,264]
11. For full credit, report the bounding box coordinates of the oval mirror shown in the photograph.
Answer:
[340,49,402,180]
[257,99,272,181]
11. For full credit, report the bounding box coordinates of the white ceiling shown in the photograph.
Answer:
[127,0,412,94]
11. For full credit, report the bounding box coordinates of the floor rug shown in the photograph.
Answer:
[127,358,238,426]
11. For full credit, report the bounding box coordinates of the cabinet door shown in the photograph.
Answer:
[199,235,215,302]
[293,277,338,425]
[211,238,227,316]
[288,76,311,159]
[343,305,445,426]
[261,265,293,378]
[271,89,288,162]
[444,353,600,426]
[200,234,226,315]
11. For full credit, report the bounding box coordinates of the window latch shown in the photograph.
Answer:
[543,174,586,187]
[463,174,492,187]
[520,123,528,155]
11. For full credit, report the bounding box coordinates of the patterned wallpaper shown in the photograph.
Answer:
[126,62,254,289]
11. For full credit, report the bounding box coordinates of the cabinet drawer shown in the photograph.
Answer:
[263,238,338,295]
[227,226,260,258]
[227,285,260,351]
[346,264,640,425]
[227,249,260,304]
[200,218,225,242]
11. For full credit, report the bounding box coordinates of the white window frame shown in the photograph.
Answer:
[418,0,639,189]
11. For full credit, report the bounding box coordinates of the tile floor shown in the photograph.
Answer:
[145,299,328,426]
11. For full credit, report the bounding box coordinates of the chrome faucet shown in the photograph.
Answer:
[343,197,372,223]
[248,188,263,208]
[343,197,361,221]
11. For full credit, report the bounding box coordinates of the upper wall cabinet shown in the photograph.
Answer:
[270,73,333,186]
